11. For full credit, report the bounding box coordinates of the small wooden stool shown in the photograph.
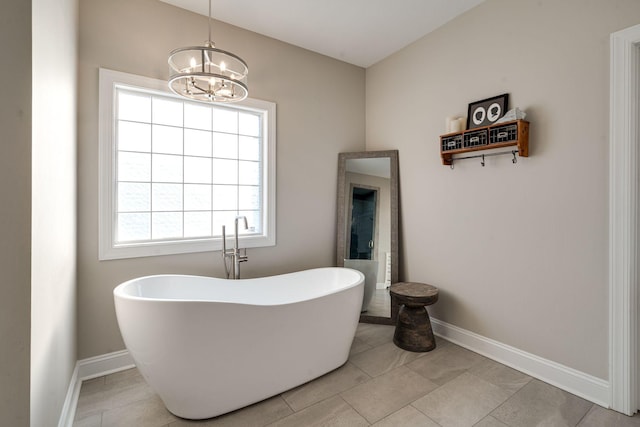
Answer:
[390,282,439,352]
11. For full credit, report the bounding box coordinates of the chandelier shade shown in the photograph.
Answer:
[168,44,248,103]
[167,0,248,103]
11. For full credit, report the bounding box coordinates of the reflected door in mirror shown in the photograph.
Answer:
[349,186,377,260]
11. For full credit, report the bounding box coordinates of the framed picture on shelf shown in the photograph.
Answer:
[466,93,509,129]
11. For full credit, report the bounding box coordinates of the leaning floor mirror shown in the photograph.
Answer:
[336,150,399,324]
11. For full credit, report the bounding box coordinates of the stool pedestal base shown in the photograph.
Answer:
[393,305,435,352]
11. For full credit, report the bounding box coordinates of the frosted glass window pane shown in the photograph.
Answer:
[107,85,271,253]
[238,136,260,161]
[212,107,237,133]
[239,210,260,234]
[118,182,150,212]
[184,212,212,238]
[184,129,212,157]
[152,154,182,183]
[152,183,183,211]
[184,103,212,130]
[239,112,260,137]
[152,97,183,127]
[212,185,238,210]
[118,152,151,182]
[118,121,151,152]
[212,132,238,159]
[213,159,238,185]
[212,211,237,234]
[184,184,212,211]
[152,212,183,239]
[117,213,151,242]
[184,156,212,184]
[118,92,151,123]
[239,161,260,185]
[238,186,260,210]
[152,125,183,155]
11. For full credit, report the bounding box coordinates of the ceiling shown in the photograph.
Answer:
[159,0,484,68]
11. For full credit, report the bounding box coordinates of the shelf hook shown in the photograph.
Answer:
[512,151,518,164]
[481,154,485,167]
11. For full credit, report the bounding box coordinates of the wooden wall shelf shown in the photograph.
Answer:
[439,119,529,166]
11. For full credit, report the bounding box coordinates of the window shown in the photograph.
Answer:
[99,68,275,260]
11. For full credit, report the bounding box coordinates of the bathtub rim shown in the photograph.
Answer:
[113,266,365,307]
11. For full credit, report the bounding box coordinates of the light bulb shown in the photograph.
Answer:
[220,61,226,72]
[189,57,197,70]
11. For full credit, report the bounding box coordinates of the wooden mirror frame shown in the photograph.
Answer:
[336,150,399,324]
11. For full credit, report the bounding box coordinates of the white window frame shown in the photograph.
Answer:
[98,68,276,260]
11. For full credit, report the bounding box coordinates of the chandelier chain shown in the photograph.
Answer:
[208,0,212,43]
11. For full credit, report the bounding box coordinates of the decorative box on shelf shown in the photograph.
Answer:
[439,119,529,166]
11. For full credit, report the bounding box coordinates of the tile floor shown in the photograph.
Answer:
[73,323,640,427]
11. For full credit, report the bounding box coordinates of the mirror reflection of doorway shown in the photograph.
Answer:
[349,187,378,260]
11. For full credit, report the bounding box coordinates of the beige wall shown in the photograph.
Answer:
[0,0,31,424]
[366,0,640,380]
[78,0,365,358]
[31,0,78,425]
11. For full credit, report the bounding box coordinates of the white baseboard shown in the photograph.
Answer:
[59,350,135,427]
[57,364,80,427]
[431,318,611,408]
[77,349,135,381]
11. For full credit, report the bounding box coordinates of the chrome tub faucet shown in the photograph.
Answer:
[222,216,249,279]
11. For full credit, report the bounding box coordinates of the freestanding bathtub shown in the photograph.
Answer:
[113,267,364,420]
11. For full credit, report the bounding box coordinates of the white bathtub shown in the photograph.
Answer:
[113,267,364,420]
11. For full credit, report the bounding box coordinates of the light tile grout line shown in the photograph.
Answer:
[340,395,371,426]
[277,362,373,417]
[279,392,296,417]
[408,402,444,427]
[574,403,596,427]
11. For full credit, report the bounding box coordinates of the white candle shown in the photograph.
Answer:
[446,116,456,133]
[450,118,462,133]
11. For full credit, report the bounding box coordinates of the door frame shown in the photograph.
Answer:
[609,23,640,415]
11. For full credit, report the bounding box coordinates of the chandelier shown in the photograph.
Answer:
[168,0,248,103]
